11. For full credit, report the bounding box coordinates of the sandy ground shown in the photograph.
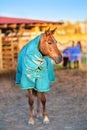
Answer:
[0,69,87,130]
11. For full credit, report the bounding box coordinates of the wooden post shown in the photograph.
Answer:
[18,36,22,50]
[11,37,15,69]
[0,30,2,70]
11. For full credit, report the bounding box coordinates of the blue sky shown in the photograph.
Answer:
[0,0,87,21]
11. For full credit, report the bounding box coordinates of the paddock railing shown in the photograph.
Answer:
[0,32,87,71]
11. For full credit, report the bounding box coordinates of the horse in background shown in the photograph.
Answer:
[62,41,82,69]
[15,28,62,125]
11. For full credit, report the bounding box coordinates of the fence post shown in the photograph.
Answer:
[0,30,2,70]
[11,37,15,69]
[18,36,22,50]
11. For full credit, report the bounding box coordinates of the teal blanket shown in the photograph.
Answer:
[15,35,55,92]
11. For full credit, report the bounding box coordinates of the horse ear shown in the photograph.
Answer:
[45,28,50,35]
[50,27,57,34]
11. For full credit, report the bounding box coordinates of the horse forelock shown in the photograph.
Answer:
[40,31,57,44]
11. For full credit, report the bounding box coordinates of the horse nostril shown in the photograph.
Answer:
[53,56,62,64]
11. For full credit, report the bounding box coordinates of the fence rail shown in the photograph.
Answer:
[2,43,18,70]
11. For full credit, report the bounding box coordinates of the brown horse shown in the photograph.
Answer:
[16,28,62,125]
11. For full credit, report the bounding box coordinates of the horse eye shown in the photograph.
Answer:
[48,41,52,44]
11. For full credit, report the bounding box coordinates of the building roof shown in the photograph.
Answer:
[0,16,62,24]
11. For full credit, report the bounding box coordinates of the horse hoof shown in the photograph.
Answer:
[43,116,49,124]
[28,118,34,125]
[37,113,42,119]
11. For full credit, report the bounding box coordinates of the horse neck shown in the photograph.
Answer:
[38,33,46,56]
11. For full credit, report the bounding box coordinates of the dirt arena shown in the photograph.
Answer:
[0,68,87,130]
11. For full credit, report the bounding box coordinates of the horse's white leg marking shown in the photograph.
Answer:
[28,117,34,125]
[43,115,49,124]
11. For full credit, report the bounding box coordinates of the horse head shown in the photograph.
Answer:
[38,28,62,64]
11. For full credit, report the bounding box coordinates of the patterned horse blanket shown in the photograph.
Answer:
[15,35,55,92]
[62,43,81,61]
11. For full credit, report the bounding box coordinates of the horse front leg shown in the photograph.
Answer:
[37,92,42,118]
[28,89,34,125]
[40,92,49,124]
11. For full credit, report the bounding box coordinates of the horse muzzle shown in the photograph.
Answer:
[53,56,62,64]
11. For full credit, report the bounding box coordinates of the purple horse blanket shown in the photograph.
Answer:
[62,43,81,61]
